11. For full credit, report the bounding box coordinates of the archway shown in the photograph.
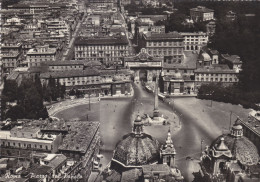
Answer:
[139,69,148,82]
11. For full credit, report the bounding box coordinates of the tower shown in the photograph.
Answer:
[160,128,176,167]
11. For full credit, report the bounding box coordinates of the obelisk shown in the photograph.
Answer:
[153,76,159,118]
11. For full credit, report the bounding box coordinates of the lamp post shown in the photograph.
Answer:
[201,138,204,156]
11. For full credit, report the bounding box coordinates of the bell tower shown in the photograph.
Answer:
[160,128,176,167]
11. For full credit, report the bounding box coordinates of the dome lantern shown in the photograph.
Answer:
[231,119,243,138]
[133,115,144,136]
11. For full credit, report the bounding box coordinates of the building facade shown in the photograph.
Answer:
[0,125,62,158]
[141,32,185,64]
[27,45,57,67]
[74,36,129,66]
[180,32,208,51]
[190,6,214,22]
[1,52,20,73]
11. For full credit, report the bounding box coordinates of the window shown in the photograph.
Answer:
[40,145,42,148]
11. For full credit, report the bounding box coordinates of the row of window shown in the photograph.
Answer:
[184,39,208,42]
[76,53,128,57]
[3,63,16,67]
[28,55,55,58]
[147,41,183,47]
[76,45,128,51]
[196,77,237,82]
[197,73,237,77]
[2,141,52,150]
[148,49,183,56]
[29,58,54,62]
[50,65,83,69]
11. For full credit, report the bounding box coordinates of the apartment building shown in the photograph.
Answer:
[27,45,57,67]
[74,35,129,66]
[141,32,185,64]
[180,32,208,51]
[194,68,239,84]
[1,52,20,73]
[190,6,214,22]
[0,124,62,158]
[1,42,22,54]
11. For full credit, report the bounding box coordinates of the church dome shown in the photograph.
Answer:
[112,116,160,167]
[210,121,259,166]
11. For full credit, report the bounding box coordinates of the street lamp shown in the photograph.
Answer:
[201,138,204,156]
[179,114,182,127]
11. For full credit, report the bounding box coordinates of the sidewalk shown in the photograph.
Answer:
[48,97,99,116]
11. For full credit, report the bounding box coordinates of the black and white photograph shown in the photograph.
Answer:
[0,0,260,181]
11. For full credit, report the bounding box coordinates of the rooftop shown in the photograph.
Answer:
[44,60,85,66]
[195,65,237,74]
[221,54,242,64]
[144,32,184,41]
[46,154,67,169]
[142,164,171,173]
[75,35,128,45]
[0,131,54,144]
[40,69,100,79]
[242,111,260,135]
[190,6,214,13]
[58,121,100,153]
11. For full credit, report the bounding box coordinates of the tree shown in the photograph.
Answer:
[5,105,25,121]
[2,79,18,102]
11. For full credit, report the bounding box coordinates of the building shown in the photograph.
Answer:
[74,35,129,66]
[58,121,100,181]
[194,66,239,87]
[160,71,195,95]
[40,67,132,96]
[140,32,185,64]
[88,0,114,10]
[1,52,21,73]
[194,48,240,89]
[44,61,86,72]
[190,6,214,22]
[1,42,22,54]
[27,45,57,67]
[0,121,63,158]
[200,120,260,182]
[103,115,183,181]
[180,32,209,52]
[221,54,242,72]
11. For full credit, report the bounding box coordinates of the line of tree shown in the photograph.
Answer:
[197,83,260,110]
[1,75,66,121]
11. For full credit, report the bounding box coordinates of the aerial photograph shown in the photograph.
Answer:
[0,0,260,181]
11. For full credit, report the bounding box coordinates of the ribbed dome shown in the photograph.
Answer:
[211,134,259,166]
[112,133,160,167]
